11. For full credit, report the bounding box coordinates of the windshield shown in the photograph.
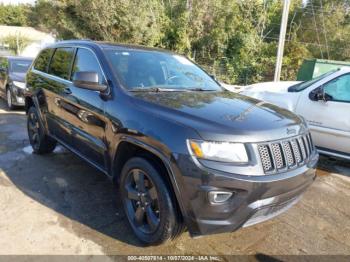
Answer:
[289,70,338,92]
[104,49,222,91]
[10,60,32,73]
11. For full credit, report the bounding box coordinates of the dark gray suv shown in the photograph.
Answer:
[25,40,318,245]
[0,56,33,109]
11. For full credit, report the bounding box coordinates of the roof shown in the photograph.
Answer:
[50,40,175,54]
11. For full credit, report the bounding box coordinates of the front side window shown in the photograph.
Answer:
[324,74,350,103]
[103,49,222,91]
[10,60,32,73]
[48,47,75,80]
[33,48,53,72]
[71,48,105,84]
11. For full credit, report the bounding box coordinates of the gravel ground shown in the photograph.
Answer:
[1,99,350,256]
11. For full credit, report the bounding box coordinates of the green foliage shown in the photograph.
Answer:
[0,4,29,26]
[2,0,349,84]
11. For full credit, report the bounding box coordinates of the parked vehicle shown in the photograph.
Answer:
[25,40,318,245]
[241,68,350,160]
[0,56,33,109]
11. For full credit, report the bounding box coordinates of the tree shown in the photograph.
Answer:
[0,4,29,26]
[1,34,33,55]
[22,0,350,84]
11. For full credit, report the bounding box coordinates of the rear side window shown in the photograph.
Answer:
[33,48,53,72]
[48,47,75,80]
[71,48,105,84]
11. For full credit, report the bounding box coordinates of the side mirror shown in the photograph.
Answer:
[309,87,332,102]
[73,71,107,92]
[210,74,218,81]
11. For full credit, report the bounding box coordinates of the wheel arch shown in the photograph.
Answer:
[111,137,187,227]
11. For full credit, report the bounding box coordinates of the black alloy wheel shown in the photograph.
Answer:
[120,157,183,245]
[124,168,160,234]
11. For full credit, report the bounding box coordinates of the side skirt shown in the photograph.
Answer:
[49,134,110,177]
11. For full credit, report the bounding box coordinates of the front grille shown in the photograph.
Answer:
[258,133,314,174]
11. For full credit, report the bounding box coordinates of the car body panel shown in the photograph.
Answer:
[241,81,302,112]
[132,91,306,143]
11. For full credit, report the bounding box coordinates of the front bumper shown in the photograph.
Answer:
[174,151,318,237]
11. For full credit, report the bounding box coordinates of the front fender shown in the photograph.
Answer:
[110,135,202,235]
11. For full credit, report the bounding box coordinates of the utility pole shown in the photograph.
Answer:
[274,0,291,82]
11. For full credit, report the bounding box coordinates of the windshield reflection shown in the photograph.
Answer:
[104,48,222,92]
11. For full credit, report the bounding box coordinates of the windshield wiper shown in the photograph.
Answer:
[129,87,181,92]
[187,87,218,91]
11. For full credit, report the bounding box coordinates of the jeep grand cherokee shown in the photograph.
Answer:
[25,40,318,245]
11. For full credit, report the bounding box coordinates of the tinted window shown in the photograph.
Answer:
[71,48,104,84]
[324,74,350,102]
[104,49,221,91]
[48,47,74,80]
[33,48,53,72]
[10,60,32,73]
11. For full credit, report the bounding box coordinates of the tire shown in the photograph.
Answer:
[6,88,15,110]
[27,106,57,154]
[120,157,183,245]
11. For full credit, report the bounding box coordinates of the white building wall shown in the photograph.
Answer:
[20,35,55,58]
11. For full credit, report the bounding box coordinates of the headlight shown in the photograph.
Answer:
[13,81,26,89]
[187,139,248,163]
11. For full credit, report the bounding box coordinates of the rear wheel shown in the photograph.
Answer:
[6,88,15,110]
[120,157,183,245]
[27,106,57,154]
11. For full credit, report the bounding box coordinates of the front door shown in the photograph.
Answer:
[64,47,108,170]
[296,73,350,155]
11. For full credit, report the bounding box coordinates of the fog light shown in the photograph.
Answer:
[208,191,233,204]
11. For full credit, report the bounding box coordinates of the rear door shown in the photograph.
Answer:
[296,73,350,155]
[45,47,76,146]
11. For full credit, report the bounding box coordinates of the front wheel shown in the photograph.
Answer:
[27,106,57,154]
[120,157,183,245]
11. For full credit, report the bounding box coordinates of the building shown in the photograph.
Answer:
[0,25,55,57]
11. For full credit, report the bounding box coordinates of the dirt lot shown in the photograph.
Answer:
[1,99,350,256]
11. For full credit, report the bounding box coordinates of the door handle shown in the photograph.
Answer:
[63,88,72,95]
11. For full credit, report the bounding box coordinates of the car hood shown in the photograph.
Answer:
[9,72,26,82]
[241,81,301,93]
[132,91,307,143]
[240,81,302,112]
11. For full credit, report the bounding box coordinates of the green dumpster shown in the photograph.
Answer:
[297,59,350,81]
